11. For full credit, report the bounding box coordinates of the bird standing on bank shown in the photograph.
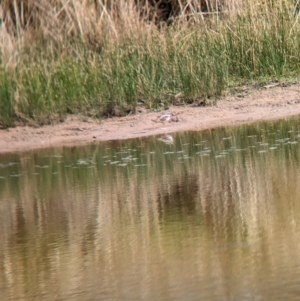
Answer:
[154,112,172,124]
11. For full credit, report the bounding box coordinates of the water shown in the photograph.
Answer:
[1,118,300,300]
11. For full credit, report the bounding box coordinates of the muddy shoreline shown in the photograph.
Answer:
[1,83,300,154]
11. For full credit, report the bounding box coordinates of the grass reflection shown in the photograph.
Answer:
[1,117,300,300]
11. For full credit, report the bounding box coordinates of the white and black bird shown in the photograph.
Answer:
[154,112,172,123]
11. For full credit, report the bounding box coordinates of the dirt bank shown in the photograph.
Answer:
[1,82,300,154]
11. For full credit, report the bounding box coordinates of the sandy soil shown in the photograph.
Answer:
[1,82,300,154]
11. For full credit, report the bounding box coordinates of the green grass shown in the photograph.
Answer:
[0,68,15,127]
[1,2,300,128]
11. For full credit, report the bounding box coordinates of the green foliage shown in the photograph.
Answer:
[0,68,15,127]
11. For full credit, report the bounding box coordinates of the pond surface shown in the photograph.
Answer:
[1,118,300,301]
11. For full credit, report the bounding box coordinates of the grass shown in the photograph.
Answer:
[0,0,300,128]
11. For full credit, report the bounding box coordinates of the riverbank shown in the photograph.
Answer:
[1,82,300,154]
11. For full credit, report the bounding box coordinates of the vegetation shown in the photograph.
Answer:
[0,0,300,128]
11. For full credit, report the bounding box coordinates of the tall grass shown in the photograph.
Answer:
[0,0,300,128]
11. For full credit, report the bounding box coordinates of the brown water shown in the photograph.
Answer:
[1,118,300,301]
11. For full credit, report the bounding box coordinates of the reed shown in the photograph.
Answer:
[0,0,300,128]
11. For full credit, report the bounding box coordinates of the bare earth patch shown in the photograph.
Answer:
[1,83,300,154]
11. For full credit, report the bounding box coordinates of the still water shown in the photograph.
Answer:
[1,118,300,300]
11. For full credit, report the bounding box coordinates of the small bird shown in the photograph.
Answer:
[154,112,172,123]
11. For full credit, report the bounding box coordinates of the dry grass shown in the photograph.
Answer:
[0,0,247,43]
[0,0,297,62]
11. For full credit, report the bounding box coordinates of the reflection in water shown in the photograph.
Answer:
[1,118,300,300]
[157,134,174,145]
